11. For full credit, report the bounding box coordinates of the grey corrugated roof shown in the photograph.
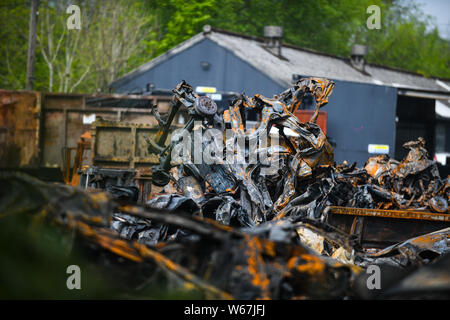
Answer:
[111,29,449,93]
[111,32,206,89]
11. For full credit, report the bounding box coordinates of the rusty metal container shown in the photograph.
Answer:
[0,90,41,168]
[295,110,327,134]
[326,206,450,249]
[0,90,173,175]
[90,120,182,168]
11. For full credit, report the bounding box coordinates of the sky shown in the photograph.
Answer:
[415,0,450,39]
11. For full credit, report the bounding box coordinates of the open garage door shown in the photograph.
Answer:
[395,95,436,160]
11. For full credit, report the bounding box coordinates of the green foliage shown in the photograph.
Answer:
[0,0,157,92]
[149,0,450,78]
[150,0,215,54]
[0,0,449,93]
[357,2,450,77]
[0,0,33,89]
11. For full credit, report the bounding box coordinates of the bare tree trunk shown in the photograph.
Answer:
[37,0,154,93]
[38,6,65,92]
[26,0,39,90]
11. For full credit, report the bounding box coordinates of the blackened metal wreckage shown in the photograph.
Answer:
[1,78,449,299]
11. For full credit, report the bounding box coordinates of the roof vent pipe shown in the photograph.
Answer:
[350,44,368,72]
[264,26,283,56]
[203,24,212,34]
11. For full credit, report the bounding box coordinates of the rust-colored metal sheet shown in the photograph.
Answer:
[91,120,182,168]
[326,206,450,248]
[0,90,172,170]
[328,206,450,222]
[41,93,171,168]
[295,110,327,134]
[0,90,41,168]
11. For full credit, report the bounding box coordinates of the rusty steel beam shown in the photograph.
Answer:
[328,206,450,222]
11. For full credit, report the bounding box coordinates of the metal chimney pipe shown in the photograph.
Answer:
[264,26,283,56]
[350,44,368,72]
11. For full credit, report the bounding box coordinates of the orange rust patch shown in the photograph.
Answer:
[262,240,276,257]
[288,254,325,275]
[243,236,270,299]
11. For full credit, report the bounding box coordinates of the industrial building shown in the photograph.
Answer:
[110,26,450,167]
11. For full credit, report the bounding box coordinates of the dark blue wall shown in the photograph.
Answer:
[324,80,397,165]
[113,40,398,166]
[113,38,284,97]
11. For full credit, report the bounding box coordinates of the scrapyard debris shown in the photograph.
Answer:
[360,227,450,268]
[2,171,448,299]
[145,80,448,230]
[1,78,449,299]
[146,78,336,227]
[1,172,360,299]
[362,137,449,212]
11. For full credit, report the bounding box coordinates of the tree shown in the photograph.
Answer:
[148,0,450,78]
[148,0,215,55]
[355,2,450,77]
[81,0,156,92]
[37,1,90,93]
[148,0,380,58]
[1,0,449,92]
[0,0,156,93]
[0,0,32,89]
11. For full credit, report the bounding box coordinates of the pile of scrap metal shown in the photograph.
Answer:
[1,172,360,299]
[274,138,449,222]
[363,138,449,212]
[1,78,449,299]
[146,79,448,222]
[146,78,336,226]
[3,172,449,299]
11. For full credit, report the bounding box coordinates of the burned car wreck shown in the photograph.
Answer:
[1,78,449,299]
[146,78,336,226]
